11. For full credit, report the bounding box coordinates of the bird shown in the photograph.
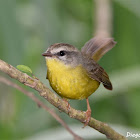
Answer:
[42,37,116,127]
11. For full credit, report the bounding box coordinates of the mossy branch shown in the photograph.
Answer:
[0,59,127,140]
[0,76,82,140]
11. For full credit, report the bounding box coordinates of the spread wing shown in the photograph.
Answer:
[81,37,116,62]
[83,58,112,90]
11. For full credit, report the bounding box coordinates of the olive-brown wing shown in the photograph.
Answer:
[84,59,112,90]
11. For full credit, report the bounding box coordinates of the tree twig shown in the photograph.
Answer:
[94,0,112,37]
[0,59,127,140]
[0,76,83,140]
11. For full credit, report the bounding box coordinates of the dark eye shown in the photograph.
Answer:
[59,51,66,56]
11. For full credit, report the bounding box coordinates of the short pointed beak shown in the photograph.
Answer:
[42,52,52,57]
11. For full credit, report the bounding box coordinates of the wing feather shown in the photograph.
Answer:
[83,58,112,90]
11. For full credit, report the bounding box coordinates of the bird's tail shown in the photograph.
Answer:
[81,37,116,62]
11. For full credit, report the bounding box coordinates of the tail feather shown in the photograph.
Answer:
[81,37,116,62]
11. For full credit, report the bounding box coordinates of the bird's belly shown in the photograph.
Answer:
[47,59,100,100]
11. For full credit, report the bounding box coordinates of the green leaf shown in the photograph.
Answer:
[16,65,32,74]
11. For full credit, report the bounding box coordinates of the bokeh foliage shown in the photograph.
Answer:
[0,0,140,139]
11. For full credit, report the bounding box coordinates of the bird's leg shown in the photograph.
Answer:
[63,98,71,114]
[83,98,91,128]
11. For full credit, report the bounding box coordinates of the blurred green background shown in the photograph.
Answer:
[0,0,140,140]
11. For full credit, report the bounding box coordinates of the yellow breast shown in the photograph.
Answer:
[46,58,100,100]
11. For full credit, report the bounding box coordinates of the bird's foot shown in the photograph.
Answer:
[83,109,91,128]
